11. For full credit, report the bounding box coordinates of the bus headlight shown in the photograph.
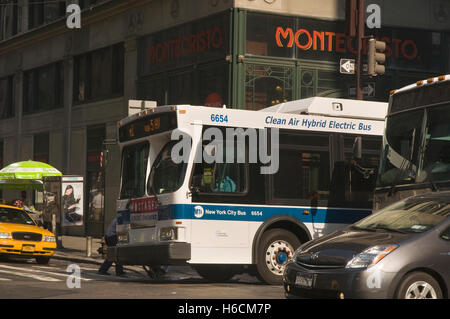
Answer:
[160,227,178,241]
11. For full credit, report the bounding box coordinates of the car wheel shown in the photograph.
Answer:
[194,265,239,282]
[35,256,51,265]
[256,229,300,285]
[396,272,443,299]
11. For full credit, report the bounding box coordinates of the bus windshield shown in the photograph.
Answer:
[419,103,450,182]
[378,101,450,187]
[148,141,189,195]
[120,142,149,198]
[377,109,423,186]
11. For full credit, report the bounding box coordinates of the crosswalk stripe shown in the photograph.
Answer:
[0,264,92,281]
[0,277,12,281]
[0,269,61,282]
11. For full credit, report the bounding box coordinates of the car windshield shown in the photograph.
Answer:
[148,141,189,195]
[0,207,36,226]
[355,197,450,233]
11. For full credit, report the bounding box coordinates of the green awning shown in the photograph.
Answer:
[0,161,62,190]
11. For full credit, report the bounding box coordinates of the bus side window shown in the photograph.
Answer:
[270,131,331,206]
[329,135,381,208]
[191,138,248,195]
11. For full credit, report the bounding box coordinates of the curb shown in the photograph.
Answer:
[52,253,103,265]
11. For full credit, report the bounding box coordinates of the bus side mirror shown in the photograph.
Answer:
[353,136,362,160]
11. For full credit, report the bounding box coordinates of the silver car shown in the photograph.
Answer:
[284,191,450,299]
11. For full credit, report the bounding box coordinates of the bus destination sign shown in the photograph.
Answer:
[119,111,178,143]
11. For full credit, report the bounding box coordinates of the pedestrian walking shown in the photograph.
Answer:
[98,217,125,276]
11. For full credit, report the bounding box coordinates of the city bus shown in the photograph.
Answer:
[107,97,387,284]
[375,75,450,210]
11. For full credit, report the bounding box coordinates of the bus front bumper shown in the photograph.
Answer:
[106,242,191,266]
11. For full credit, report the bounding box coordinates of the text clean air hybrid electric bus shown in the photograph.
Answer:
[375,75,450,210]
[107,97,387,284]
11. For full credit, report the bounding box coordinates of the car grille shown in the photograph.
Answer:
[12,232,42,242]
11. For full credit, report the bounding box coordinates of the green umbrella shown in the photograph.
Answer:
[0,161,62,190]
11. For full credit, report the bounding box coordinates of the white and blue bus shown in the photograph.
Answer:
[107,97,387,284]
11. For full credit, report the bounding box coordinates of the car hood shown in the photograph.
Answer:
[0,223,53,236]
[296,228,412,267]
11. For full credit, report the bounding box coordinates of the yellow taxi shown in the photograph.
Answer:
[0,204,57,264]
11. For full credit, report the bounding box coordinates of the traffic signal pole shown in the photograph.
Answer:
[356,0,365,100]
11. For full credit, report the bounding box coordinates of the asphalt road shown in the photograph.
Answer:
[0,257,285,299]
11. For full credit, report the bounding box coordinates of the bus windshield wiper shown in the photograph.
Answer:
[148,184,161,205]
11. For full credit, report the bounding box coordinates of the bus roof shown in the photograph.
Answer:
[390,74,450,96]
[262,97,388,121]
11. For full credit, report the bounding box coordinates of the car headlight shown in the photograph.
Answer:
[293,245,305,263]
[346,244,398,269]
[43,235,56,242]
[0,232,12,239]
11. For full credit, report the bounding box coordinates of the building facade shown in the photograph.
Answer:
[0,0,449,236]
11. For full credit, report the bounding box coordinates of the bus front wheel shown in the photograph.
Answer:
[256,228,300,285]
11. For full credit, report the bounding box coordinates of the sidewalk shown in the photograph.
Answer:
[52,236,104,265]
[52,236,200,279]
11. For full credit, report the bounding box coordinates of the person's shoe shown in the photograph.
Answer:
[97,271,110,275]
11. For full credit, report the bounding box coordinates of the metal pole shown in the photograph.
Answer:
[52,214,56,236]
[356,0,365,100]
[86,236,92,257]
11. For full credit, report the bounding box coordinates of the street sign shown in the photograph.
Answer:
[340,58,355,74]
[349,82,376,97]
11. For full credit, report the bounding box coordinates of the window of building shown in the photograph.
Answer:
[28,0,44,29]
[198,63,228,107]
[168,70,194,105]
[137,74,166,106]
[246,12,296,58]
[245,63,294,110]
[0,0,18,39]
[138,62,229,107]
[86,125,105,236]
[0,76,14,119]
[28,0,66,29]
[74,44,124,103]
[33,132,49,163]
[23,62,64,114]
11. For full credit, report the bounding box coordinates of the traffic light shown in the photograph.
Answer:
[367,37,386,76]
